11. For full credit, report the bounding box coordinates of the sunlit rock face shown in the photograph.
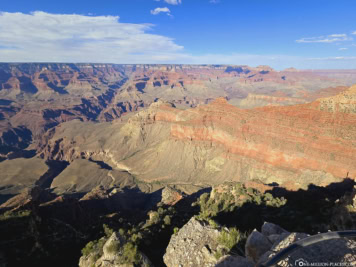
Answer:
[39,84,356,190]
[1,63,355,158]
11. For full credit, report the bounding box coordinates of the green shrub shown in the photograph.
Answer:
[149,211,160,224]
[196,182,287,221]
[214,250,223,260]
[130,232,142,244]
[173,227,179,235]
[122,243,140,264]
[264,193,273,201]
[246,187,255,195]
[103,224,114,237]
[119,228,125,236]
[208,219,219,228]
[218,228,241,250]
[158,207,165,215]
[106,241,120,254]
[0,210,31,221]
[254,195,262,205]
[81,238,107,257]
[163,215,171,225]
[81,241,96,256]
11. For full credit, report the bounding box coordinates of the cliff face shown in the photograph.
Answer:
[0,63,354,158]
[318,84,356,113]
[167,96,356,187]
[0,64,130,157]
[39,85,356,191]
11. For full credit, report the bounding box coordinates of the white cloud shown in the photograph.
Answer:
[329,34,347,38]
[338,47,348,51]
[210,0,220,3]
[296,33,352,43]
[166,0,182,4]
[308,56,356,61]
[154,0,182,5]
[0,11,183,63]
[1,12,356,69]
[150,7,172,16]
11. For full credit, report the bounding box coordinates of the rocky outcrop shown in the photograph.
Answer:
[164,218,356,267]
[163,217,247,267]
[318,84,356,113]
[330,185,356,230]
[236,93,307,109]
[37,85,356,189]
[1,63,353,157]
[245,229,274,262]
[244,222,356,266]
[160,186,186,206]
[79,232,153,267]
[165,219,356,266]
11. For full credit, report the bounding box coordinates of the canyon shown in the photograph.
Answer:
[38,85,356,193]
[1,63,356,197]
[0,63,354,159]
[0,63,356,266]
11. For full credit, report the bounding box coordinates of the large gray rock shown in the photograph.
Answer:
[238,222,356,266]
[245,229,272,263]
[257,232,309,266]
[258,230,356,266]
[163,218,356,267]
[261,222,289,236]
[163,217,226,267]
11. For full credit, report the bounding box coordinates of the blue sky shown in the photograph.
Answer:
[0,0,356,69]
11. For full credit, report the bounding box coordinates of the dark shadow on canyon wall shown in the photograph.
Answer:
[0,178,354,267]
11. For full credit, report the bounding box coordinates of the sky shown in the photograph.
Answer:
[0,0,356,69]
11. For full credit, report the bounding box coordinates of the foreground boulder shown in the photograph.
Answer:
[245,229,273,262]
[245,222,356,266]
[163,217,249,267]
[164,218,356,267]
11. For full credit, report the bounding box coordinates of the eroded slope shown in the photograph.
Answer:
[40,85,356,190]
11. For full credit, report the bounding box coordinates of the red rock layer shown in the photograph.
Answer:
[151,91,356,187]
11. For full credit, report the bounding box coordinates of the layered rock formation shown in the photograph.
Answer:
[1,63,354,159]
[0,64,130,158]
[318,84,356,113]
[1,64,356,264]
[37,83,356,191]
